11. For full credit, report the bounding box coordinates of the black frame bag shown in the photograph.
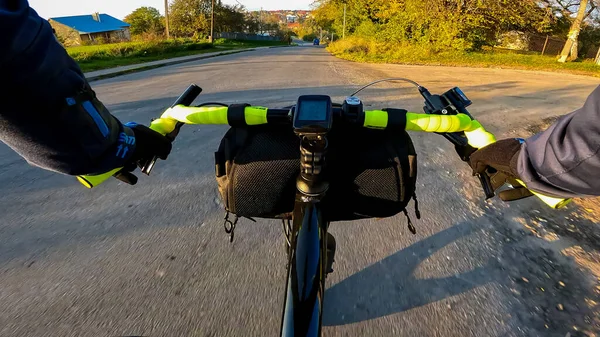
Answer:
[215,125,418,222]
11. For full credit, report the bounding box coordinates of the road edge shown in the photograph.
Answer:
[326,49,600,79]
[85,49,254,82]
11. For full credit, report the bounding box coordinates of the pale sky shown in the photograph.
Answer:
[28,0,314,20]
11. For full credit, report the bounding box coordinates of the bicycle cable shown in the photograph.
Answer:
[350,78,421,97]
[196,102,229,107]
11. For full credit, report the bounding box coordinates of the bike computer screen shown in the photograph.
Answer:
[293,95,333,134]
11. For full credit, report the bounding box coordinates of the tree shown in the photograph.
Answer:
[313,0,552,51]
[244,12,261,34]
[169,0,256,38]
[215,4,245,33]
[557,0,596,61]
[124,7,165,36]
[169,0,211,38]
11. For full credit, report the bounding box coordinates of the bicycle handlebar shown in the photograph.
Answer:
[76,101,571,209]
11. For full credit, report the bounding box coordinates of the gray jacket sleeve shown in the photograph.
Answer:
[516,86,600,198]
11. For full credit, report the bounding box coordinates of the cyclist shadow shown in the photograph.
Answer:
[322,219,492,326]
[321,213,590,328]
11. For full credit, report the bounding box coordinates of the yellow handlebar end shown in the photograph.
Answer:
[464,120,497,149]
[515,179,572,209]
[533,191,572,209]
[77,176,94,189]
[555,199,573,209]
[76,168,122,189]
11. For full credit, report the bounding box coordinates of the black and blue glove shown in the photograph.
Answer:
[112,122,172,185]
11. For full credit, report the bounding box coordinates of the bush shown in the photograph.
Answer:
[132,32,165,42]
[67,39,213,62]
[327,37,600,78]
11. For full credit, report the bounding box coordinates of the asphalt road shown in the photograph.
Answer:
[1,46,599,337]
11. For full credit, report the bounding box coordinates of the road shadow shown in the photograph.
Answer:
[322,219,493,326]
[322,210,600,336]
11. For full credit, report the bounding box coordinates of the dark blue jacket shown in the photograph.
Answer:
[0,1,598,197]
[0,0,135,175]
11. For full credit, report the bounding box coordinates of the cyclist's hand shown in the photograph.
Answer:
[469,138,533,201]
[127,123,172,162]
[469,138,522,177]
[114,123,172,185]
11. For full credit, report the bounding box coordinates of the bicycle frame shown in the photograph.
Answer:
[280,134,330,337]
[280,199,327,336]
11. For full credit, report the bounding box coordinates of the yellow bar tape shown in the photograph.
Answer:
[245,106,269,125]
[363,110,388,129]
[161,105,229,125]
[405,113,473,133]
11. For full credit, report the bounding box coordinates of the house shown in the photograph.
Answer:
[49,13,131,46]
[286,14,297,23]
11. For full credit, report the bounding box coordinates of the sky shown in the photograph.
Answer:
[28,0,314,19]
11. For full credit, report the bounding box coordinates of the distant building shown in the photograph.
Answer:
[286,14,297,23]
[49,13,131,46]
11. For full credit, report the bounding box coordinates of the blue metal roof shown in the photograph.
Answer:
[50,14,130,34]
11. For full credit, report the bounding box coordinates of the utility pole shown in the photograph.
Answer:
[164,0,170,39]
[260,7,263,35]
[343,3,346,39]
[210,0,215,43]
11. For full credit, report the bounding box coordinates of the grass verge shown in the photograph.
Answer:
[69,38,287,73]
[328,37,600,78]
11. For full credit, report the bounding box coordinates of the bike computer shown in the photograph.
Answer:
[293,95,333,135]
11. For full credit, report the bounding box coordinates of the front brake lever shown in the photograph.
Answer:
[479,172,495,199]
[420,85,495,199]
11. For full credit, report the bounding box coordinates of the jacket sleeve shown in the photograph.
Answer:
[0,0,136,176]
[516,86,600,198]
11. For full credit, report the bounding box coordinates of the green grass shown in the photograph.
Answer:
[328,37,600,78]
[69,39,287,73]
[213,38,288,47]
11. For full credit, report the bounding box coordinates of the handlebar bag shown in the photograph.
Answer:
[214,125,417,222]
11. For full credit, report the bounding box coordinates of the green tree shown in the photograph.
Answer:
[169,0,211,38]
[314,0,553,51]
[169,0,257,38]
[244,12,261,34]
[124,7,165,36]
[215,4,246,33]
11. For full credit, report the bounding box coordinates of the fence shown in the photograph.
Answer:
[217,32,281,41]
[528,35,565,56]
[506,34,600,59]
[496,31,600,59]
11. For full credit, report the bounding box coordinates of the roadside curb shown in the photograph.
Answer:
[85,49,255,82]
